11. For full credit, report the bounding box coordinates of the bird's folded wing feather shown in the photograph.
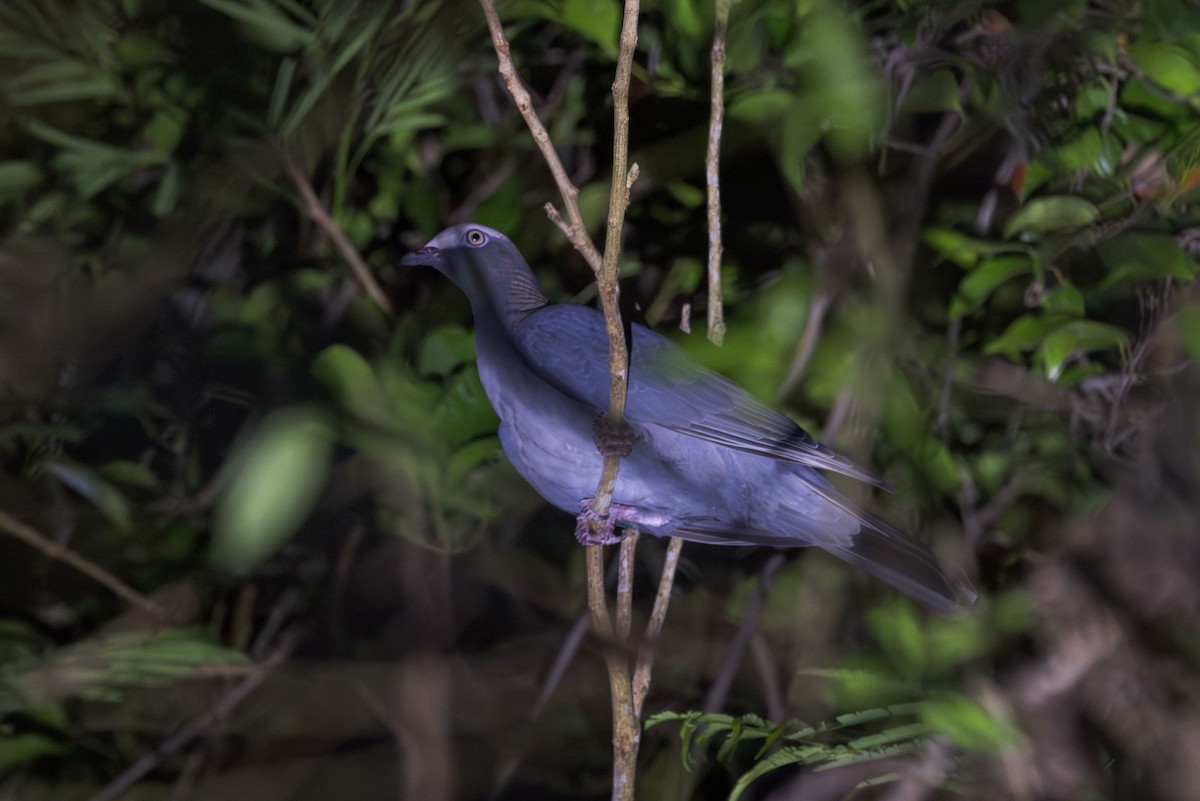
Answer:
[512,304,890,489]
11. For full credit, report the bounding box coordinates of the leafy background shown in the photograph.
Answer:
[2,0,1200,799]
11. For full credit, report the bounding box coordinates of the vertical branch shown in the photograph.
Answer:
[478,4,682,799]
[593,7,644,800]
[705,0,733,346]
[587,0,641,528]
[586,546,615,638]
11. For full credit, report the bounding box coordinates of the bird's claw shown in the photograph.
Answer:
[592,413,640,458]
[574,501,627,546]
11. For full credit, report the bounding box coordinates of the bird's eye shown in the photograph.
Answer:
[465,228,487,247]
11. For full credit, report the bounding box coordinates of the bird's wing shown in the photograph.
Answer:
[512,304,889,489]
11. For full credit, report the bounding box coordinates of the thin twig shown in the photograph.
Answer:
[477,0,602,270]
[702,553,784,714]
[532,611,591,718]
[778,291,831,399]
[87,628,299,801]
[631,536,683,718]
[284,154,394,316]
[616,532,640,641]
[705,0,732,345]
[447,159,516,225]
[750,632,786,722]
[0,509,161,616]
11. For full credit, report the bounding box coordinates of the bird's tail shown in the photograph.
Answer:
[825,510,969,613]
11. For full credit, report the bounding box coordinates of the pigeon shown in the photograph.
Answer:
[401,223,962,612]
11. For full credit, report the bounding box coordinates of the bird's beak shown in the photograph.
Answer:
[400,245,442,268]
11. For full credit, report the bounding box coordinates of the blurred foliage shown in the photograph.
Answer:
[1,0,1199,799]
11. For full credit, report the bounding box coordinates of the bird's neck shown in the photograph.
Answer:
[498,266,549,324]
[460,266,547,329]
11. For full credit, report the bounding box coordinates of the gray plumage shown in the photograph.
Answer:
[401,224,961,612]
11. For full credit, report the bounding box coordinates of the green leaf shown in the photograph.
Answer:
[984,313,1070,359]
[1038,320,1131,381]
[665,180,705,209]
[95,460,160,491]
[779,98,823,194]
[728,744,816,801]
[561,0,620,58]
[144,107,188,156]
[312,345,391,426]
[0,160,44,199]
[921,695,1021,751]
[1003,196,1100,239]
[199,0,314,52]
[898,68,962,114]
[1097,233,1196,287]
[1177,302,1200,358]
[211,406,334,574]
[1127,42,1200,95]
[922,227,1023,268]
[867,602,927,681]
[45,460,132,533]
[440,370,500,447]
[2,628,248,714]
[0,733,64,776]
[4,60,123,106]
[951,254,1034,317]
[416,325,476,378]
[665,0,706,46]
[925,616,990,674]
[114,32,176,67]
[1041,286,1085,316]
[727,89,793,126]
[796,0,884,162]
[151,160,182,217]
[806,667,918,709]
[1042,128,1110,173]
[846,721,930,749]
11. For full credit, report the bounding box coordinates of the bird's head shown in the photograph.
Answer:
[400,223,507,272]
[400,223,548,324]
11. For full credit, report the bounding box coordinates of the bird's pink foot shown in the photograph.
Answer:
[575,501,627,546]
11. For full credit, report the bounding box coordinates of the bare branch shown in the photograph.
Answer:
[284,154,394,316]
[587,544,615,639]
[586,0,641,531]
[778,291,832,400]
[702,553,784,714]
[632,536,683,718]
[477,0,602,271]
[706,0,733,345]
[0,509,161,616]
[616,532,639,641]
